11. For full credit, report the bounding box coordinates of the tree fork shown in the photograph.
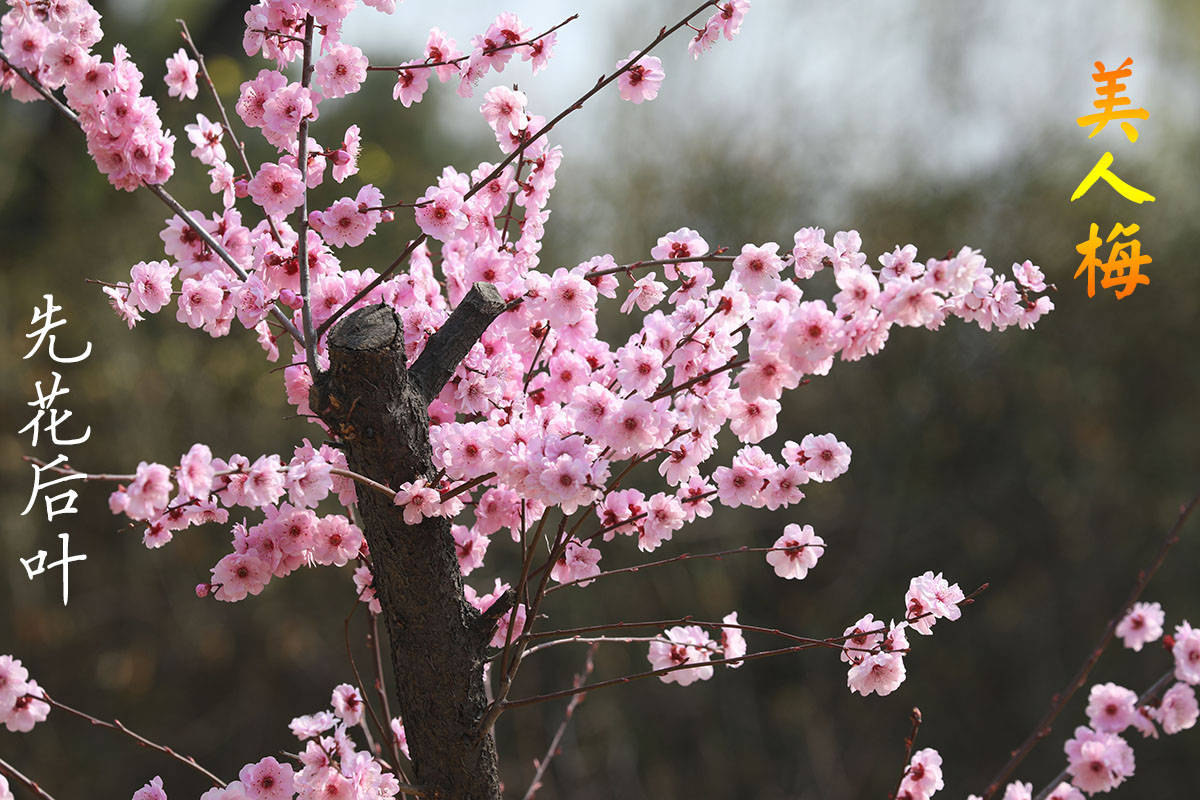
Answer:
[311,284,507,800]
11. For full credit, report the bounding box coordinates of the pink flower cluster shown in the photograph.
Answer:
[962,604,1200,797]
[646,613,746,685]
[387,13,559,108]
[1,1,175,189]
[839,572,965,697]
[131,682,411,799]
[0,655,49,734]
[688,0,753,59]
[103,440,366,604]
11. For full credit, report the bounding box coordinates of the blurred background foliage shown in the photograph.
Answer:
[2,0,1199,797]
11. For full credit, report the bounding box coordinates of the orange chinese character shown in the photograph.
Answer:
[1074,222,1151,300]
[1070,152,1156,204]
[1076,58,1149,142]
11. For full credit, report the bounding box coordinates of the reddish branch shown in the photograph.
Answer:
[544,544,826,593]
[0,756,58,800]
[296,14,319,376]
[40,691,226,787]
[176,18,282,246]
[584,250,734,279]
[520,644,598,800]
[367,15,579,72]
[980,490,1200,799]
[889,708,923,800]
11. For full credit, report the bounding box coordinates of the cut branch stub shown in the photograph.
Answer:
[411,282,507,402]
[311,293,506,800]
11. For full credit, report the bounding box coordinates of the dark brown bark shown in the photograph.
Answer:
[311,284,507,800]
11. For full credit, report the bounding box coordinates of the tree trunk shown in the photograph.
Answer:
[311,285,508,800]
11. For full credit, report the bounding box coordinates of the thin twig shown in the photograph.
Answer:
[343,600,392,764]
[22,455,397,502]
[889,708,923,800]
[500,585,986,713]
[544,545,824,594]
[521,644,597,800]
[42,692,226,787]
[0,756,58,800]
[368,14,579,72]
[585,250,734,279]
[177,18,281,245]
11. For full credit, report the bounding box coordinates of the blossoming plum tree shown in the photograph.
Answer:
[1,1,1196,799]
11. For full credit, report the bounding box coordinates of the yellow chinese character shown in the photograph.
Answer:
[1076,58,1149,142]
[1070,152,1156,204]
[1074,222,1151,300]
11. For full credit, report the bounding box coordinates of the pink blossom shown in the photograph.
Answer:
[480,85,528,134]
[1155,682,1199,734]
[898,747,944,800]
[394,479,441,525]
[314,43,367,99]
[423,28,462,83]
[128,259,178,313]
[1045,783,1085,800]
[640,492,686,551]
[177,443,214,500]
[0,656,29,712]
[522,32,556,74]
[732,242,783,295]
[125,461,172,520]
[792,432,851,482]
[847,651,906,697]
[414,186,468,241]
[316,197,373,248]
[211,552,271,602]
[3,679,49,732]
[1000,782,1031,800]
[620,272,667,314]
[313,514,362,567]
[904,571,965,635]
[729,396,780,443]
[242,454,285,507]
[1174,621,1200,684]
[132,775,168,800]
[392,66,431,107]
[1086,682,1138,734]
[1115,601,1164,652]
[792,227,831,278]
[650,227,709,278]
[647,625,715,686]
[164,47,198,100]
[1012,259,1047,292]
[550,539,602,585]
[239,756,294,800]
[616,344,665,397]
[720,612,747,667]
[841,613,885,665]
[331,683,364,726]
[1064,725,1135,793]
[452,524,489,575]
[104,286,143,328]
[615,52,665,104]
[185,113,226,166]
[247,162,305,218]
[766,523,824,580]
